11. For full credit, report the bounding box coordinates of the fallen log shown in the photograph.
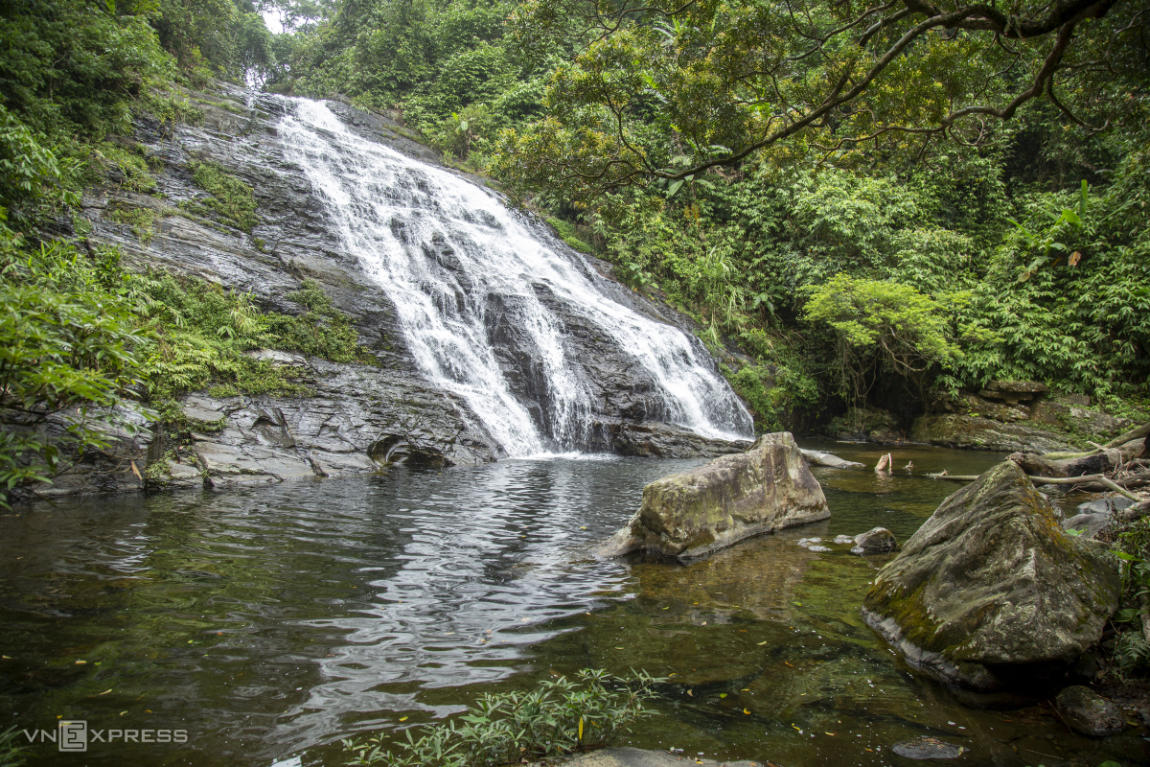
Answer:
[799,448,865,470]
[1009,440,1144,478]
[1104,421,1150,450]
[927,471,1147,500]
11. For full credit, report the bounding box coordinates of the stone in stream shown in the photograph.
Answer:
[863,460,1120,690]
[600,432,829,561]
[1054,685,1125,737]
[891,736,965,760]
[1060,511,1115,540]
[851,526,898,555]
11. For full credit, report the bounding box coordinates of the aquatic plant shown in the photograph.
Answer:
[342,668,660,766]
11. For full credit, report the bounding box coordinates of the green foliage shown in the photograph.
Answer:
[498,0,1145,197]
[153,0,276,83]
[343,668,660,767]
[95,140,161,194]
[0,725,27,767]
[186,160,258,231]
[803,275,958,402]
[728,363,817,434]
[0,235,148,505]
[0,105,81,228]
[544,215,594,254]
[265,279,369,363]
[949,175,1150,402]
[278,0,526,163]
[130,273,371,400]
[107,203,165,243]
[0,0,173,141]
[1109,519,1150,675]
[0,226,372,502]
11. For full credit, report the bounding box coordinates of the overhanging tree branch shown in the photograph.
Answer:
[543,0,1128,191]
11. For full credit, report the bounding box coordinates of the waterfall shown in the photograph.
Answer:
[277,98,753,456]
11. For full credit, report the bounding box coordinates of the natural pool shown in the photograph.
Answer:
[1,444,1145,766]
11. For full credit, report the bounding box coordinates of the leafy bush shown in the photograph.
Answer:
[343,668,660,767]
[0,105,81,227]
[802,275,958,403]
[0,237,148,505]
[1109,519,1150,676]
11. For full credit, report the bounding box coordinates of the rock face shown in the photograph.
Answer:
[19,357,502,500]
[20,85,750,500]
[603,432,830,561]
[910,414,1076,453]
[863,461,1120,690]
[910,383,1134,452]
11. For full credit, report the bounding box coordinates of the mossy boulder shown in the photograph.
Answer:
[863,460,1120,690]
[601,432,829,561]
[909,414,1076,453]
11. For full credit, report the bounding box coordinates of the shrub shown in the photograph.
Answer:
[802,275,957,403]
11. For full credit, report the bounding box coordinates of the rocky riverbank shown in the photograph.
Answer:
[830,380,1138,453]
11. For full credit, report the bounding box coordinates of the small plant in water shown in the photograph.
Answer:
[342,668,661,766]
[0,725,27,767]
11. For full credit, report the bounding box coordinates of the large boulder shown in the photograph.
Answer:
[602,432,829,561]
[863,460,1120,690]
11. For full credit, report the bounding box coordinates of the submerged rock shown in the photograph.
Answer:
[891,736,965,760]
[1055,685,1124,737]
[863,461,1120,690]
[1061,512,1115,540]
[601,432,829,561]
[851,527,898,555]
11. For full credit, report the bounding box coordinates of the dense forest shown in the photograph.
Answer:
[1,0,1148,496]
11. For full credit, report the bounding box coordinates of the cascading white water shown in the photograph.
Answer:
[277,98,753,455]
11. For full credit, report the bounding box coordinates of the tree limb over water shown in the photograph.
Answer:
[504,0,1147,195]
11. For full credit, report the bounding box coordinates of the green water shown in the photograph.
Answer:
[0,444,1144,766]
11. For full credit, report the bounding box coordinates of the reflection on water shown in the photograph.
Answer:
[0,446,1144,766]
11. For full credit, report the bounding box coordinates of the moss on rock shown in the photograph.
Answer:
[864,460,1120,689]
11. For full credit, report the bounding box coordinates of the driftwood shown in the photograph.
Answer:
[928,470,1149,501]
[1105,422,1150,450]
[927,422,1150,503]
[799,448,865,470]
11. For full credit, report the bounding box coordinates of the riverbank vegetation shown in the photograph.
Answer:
[344,668,659,766]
